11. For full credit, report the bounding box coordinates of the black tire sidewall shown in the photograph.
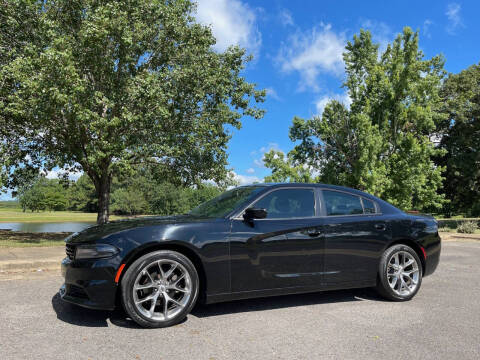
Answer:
[377,244,423,301]
[121,250,199,328]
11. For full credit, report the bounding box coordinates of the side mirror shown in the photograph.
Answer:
[243,208,267,223]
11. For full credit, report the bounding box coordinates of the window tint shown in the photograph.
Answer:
[323,190,363,216]
[190,186,264,218]
[362,198,376,214]
[254,189,315,219]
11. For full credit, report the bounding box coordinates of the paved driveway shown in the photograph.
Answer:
[0,241,479,360]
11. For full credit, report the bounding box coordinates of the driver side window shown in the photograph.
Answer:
[253,189,315,219]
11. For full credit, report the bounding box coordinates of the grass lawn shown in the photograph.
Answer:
[0,207,123,223]
[0,229,70,247]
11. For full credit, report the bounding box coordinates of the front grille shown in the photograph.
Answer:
[65,244,76,260]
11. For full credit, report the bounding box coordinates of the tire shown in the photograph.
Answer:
[121,250,199,328]
[375,244,423,301]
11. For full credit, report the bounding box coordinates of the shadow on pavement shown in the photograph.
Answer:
[51,293,141,329]
[191,287,382,318]
[53,287,382,328]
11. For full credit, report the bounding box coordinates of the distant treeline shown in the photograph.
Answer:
[14,170,222,216]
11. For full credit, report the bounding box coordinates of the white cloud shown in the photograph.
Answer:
[446,3,464,35]
[252,142,282,168]
[195,0,261,54]
[265,87,281,101]
[277,23,346,92]
[231,171,260,185]
[279,8,294,26]
[46,168,83,181]
[315,92,352,116]
[423,19,433,38]
[360,19,393,54]
[246,168,255,174]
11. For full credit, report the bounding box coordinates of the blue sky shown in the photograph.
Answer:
[1,0,479,200]
[195,0,480,185]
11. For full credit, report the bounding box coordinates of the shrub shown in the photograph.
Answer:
[457,221,478,234]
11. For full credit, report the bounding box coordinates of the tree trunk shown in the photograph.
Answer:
[96,176,111,225]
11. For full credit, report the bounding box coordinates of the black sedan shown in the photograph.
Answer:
[60,183,441,328]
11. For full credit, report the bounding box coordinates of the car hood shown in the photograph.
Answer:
[65,214,217,244]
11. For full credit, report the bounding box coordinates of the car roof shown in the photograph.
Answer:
[243,182,370,194]
[239,183,402,215]
[232,183,401,215]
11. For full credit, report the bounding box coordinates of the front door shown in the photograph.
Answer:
[229,188,325,292]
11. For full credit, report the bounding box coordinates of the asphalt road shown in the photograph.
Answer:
[0,241,479,360]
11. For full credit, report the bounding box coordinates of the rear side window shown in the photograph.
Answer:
[323,190,364,216]
[253,189,315,219]
[362,198,376,214]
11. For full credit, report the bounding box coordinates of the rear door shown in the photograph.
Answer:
[321,189,391,285]
[229,187,325,292]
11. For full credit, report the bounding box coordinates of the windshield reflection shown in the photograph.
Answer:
[189,186,264,218]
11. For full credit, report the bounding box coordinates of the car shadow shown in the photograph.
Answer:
[52,293,125,328]
[191,287,382,318]
[52,288,383,328]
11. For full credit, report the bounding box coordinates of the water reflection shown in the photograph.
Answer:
[0,222,95,233]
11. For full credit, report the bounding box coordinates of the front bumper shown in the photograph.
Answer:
[60,256,118,310]
[424,238,441,277]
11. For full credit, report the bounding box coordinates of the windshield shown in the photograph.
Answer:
[189,186,264,218]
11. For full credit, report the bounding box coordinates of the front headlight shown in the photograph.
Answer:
[75,244,119,260]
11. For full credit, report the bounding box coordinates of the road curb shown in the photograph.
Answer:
[0,246,64,273]
[0,259,61,273]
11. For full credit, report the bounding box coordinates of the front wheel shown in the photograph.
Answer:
[121,250,199,328]
[375,244,423,301]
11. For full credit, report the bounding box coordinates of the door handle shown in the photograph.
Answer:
[375,223,386,231]
[306,229,321,237]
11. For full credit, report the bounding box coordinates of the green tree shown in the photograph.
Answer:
[16,181,46,212]
[436,63,480,216]
[67,174,98,212]
[43,180,68,211]
[0,0,43,189]
[0,0,265,224]
[16,177,68,212]
[265,28,446,211]
[263,149,315,183]
[149,182,191,215]
[185,183,222,209]
[110,188,149,215]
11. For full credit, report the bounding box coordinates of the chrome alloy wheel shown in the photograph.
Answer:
[132,259,192,321]
[387,251,420,296]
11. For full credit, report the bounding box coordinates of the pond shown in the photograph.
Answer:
[0,222,95,233]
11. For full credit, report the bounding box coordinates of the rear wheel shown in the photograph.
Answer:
[121,250,199,328]
[375,244,422,301]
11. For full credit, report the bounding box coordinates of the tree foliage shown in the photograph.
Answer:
[265,28,446,211]
[263,149,315,183]
[16,177,68,212]
[0,0,264,224]
[436,63,480,216]
[13,170,224,216]
[67,174,98,212]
